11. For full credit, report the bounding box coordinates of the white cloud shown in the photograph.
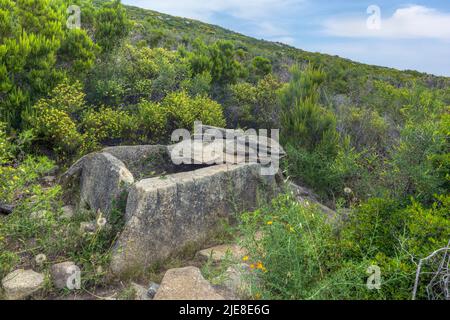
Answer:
[324,5,450,40]
[302,40,450,76]
[123,0,301,46]
[124,0,302,22]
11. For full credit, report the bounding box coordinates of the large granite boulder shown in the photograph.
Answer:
[60,145,208,216]
[79,152,134,215]
[111,163,280,275]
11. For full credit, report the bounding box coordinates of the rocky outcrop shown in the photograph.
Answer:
[288,182,337,219]
[154,267,224,300]
[2,269,45,300]
[111,163,280,275]
[61,130,284,276]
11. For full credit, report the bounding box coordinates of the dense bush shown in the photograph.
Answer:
[186,39,245,85]
[0,0,97,128]
[86,45,190,105]
[134,99,168,142]
[1,0,448,300]
[162,91,226,130]
[279,65,347,200]
[80,106,136,146]
[239,193,450,300]
[94,0,130,52]
[27,99,84,158]
[228,74,282,129]
[24,81,86,158]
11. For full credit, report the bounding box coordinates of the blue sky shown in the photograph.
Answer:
[122,0,450,76]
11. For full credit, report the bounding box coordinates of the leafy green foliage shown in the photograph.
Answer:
[134,99,168,142]
[80,106,136,146]
[229,74,282,129]
[163,91,226,130]
[94,0,130,52]
[0,0,449,300]
[239,193,450,300]
[0,0,97,128]
[186,39,245,85]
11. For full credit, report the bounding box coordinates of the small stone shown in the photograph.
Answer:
[30,210,49,220]
[60,205,75,219]
[2,269,45,300]
[222,264,252,298]
[50,261,79,290]
[47,165,59,175]
[197,244,247,263]
[154,266,224,300]
[80,221,97,233]
[42,176,56,185]
[0,203,14,215]
[130,282,151,300]
[146,282,160,299]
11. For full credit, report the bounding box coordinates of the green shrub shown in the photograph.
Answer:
[181,71,212,97]
[86,45,190,105]
[26,99,84,157]
[250,56,272,79]
[0,0,98,128]
[338,106,390,154]
[94,0,130,52]
[0,122,11,164]
[239,193,450,300]
[135,99,168,142]
[80,107,137,146]
[229,74,282,129]
[279,65,343,199]
[387,118,448,203]
[163,91,226,130]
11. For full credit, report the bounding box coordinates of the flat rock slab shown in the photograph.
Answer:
[2,269,44,300]
[111,163,279,275]
[197,244,247,263]
[154,267,224,300]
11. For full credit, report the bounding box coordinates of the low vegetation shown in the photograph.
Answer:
[0,0,448,299]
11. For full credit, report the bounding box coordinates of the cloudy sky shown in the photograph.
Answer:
[122,0,450,76]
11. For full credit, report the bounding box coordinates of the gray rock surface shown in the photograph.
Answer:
[2,269,45,300]
[111,163,279,274]
[130,282,152,300]
[79,152,134,216]
[60,205,75,219]
[147,282,160,299]
[103,145,174,179]
[220,264,252,298]
[50,261,79,290]
[288,182,336,219]
[154,266,224,300]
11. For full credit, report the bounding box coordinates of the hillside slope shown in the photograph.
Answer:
[122,3,450,90]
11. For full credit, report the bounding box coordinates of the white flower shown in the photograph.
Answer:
[96,210,107,229]
[96,266,103,274]
[344,187,352,194]
[35,254,47,265]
